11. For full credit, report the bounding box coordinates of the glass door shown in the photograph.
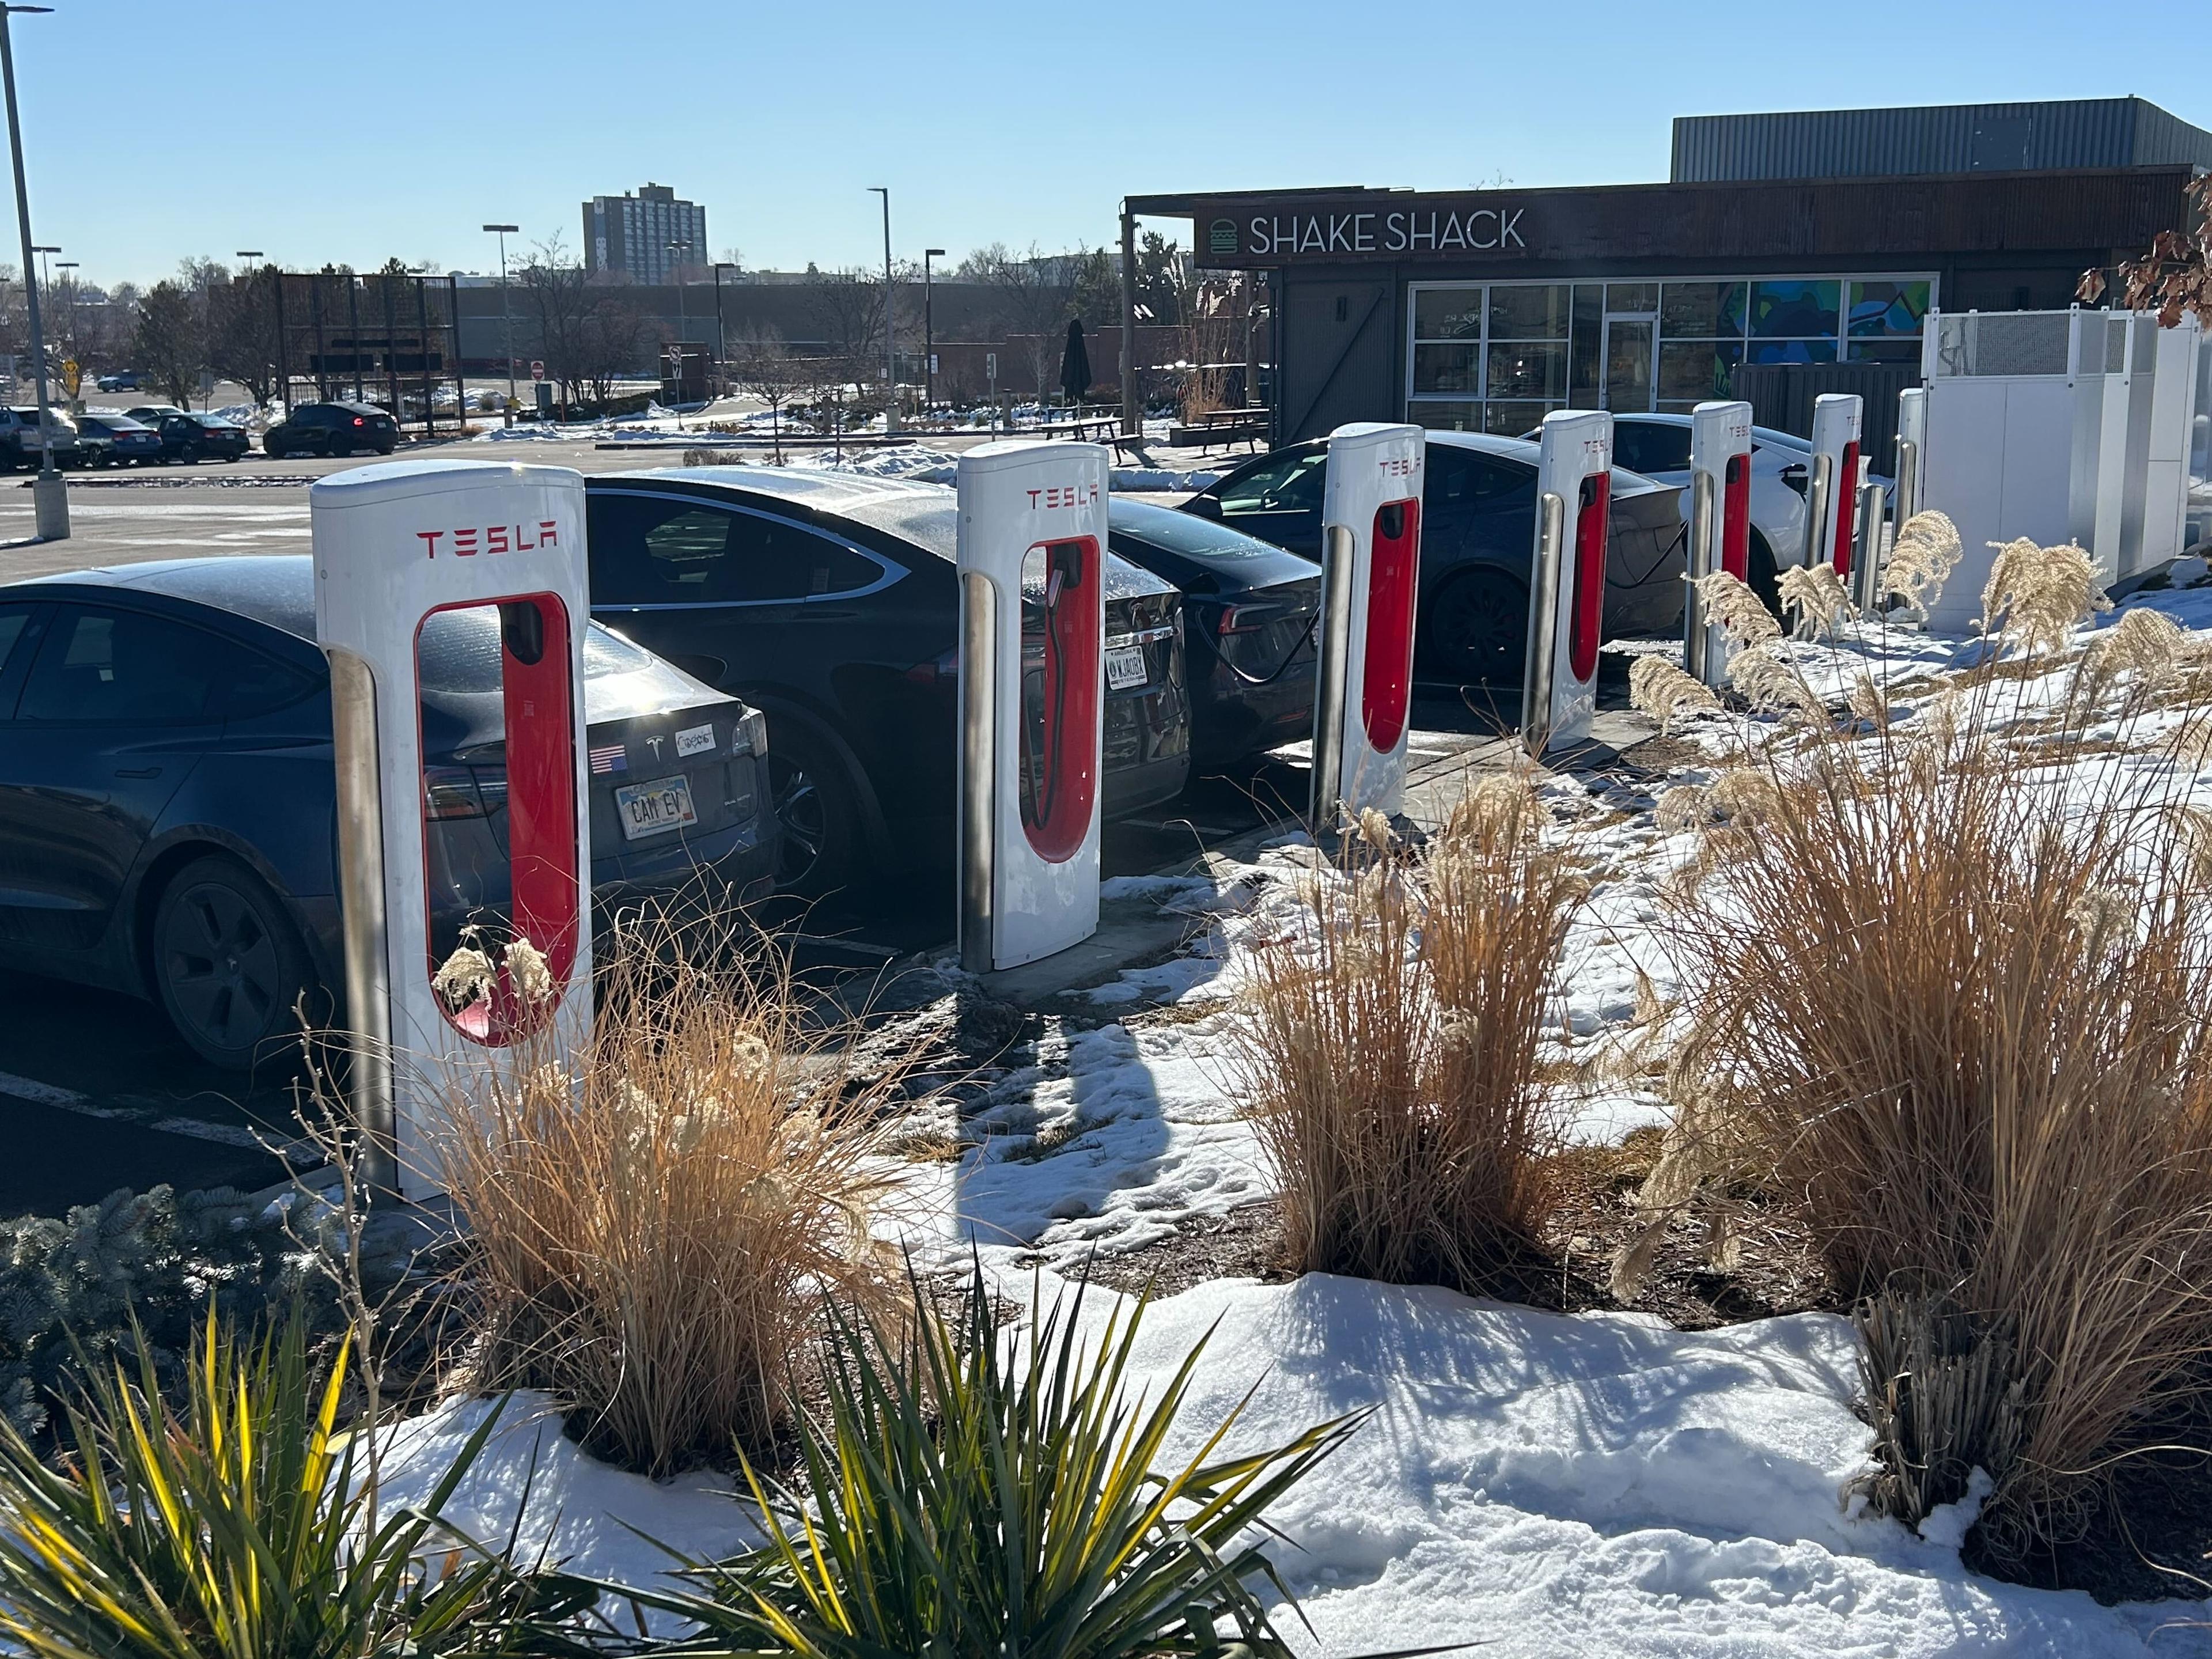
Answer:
[1601,314,1656,413]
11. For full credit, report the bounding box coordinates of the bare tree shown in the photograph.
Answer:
[578,295,654,408]
[807,268,884,369]
[729,324,809,462]
[518,233,589,411]
[960,243,1084,400]
[2082,171,2212,329]
[207,270,285,408]
[135,280,207,408]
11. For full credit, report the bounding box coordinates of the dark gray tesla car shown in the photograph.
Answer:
[0,556,777,1072]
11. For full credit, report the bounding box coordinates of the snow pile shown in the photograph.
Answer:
[1109,465,1222,493]
[786,444,962,484]
[378,1276,2210,1657]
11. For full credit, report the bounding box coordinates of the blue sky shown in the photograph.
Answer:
[18,0,2210,290]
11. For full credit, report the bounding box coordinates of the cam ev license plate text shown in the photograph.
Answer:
[615,774,698,840]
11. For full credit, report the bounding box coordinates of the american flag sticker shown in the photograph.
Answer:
[588,743,628,775]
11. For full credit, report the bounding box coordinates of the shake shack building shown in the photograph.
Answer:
[1130,98,2212,444]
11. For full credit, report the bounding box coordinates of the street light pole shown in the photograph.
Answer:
[868,186,896,434]
[1,5,63,540]
[923,247,944,422]
[711,262,736,397]
[482,222,518,412]
[666,239,691,428]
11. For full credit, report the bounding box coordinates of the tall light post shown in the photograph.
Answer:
[868,186,896,433]
[29,238,51,290]
[482,222,518,410]
[922,247,944,420]
[711,262,737,397]
[2,5,63,539]
[666,238,691,426]
[236,251,281,411]
[51,254,71,402]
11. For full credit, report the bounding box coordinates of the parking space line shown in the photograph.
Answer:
[0,1069,312,1160]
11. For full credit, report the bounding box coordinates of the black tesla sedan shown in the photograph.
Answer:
[583,467,1190,898]
[1180,430,1685,684]
[1104,497,1317,770]
[0,557,777,1072]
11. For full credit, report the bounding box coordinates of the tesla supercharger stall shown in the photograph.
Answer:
[1804,393,1865,593]
[1683,400,1753,690]
[313,459,592,1200]
[957,440,1109,975]
[1522,410,1613,754]
[1308,422,1423,827]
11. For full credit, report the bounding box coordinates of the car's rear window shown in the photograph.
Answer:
[416,607,661,694]
[835,494,959,563]
[1109,499,1285,562]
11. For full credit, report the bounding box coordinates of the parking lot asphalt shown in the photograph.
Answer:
[0,438,1559,1219]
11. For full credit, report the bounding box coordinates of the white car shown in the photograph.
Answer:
[1604,413,1891,609]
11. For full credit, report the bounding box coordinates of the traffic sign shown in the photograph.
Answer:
[530,360,546,381]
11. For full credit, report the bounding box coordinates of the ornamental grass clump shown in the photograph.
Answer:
[1234,777,1585,1290]
[1665,604,2212,1567]
[0,1310,565,1659]
[608,1266,1359,1659]
[423,915,907,1477]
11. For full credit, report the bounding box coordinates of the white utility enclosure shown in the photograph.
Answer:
[312,459,593,1200]
[1308,421,1423,822]
[1522,410,1612,753]
[1920,308,2204,630]
[1684,400,1753,689]
[956,440,1109,974]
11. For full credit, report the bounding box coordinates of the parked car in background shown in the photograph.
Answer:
[262,401,399,459]
[1104,497,1318,770]
[0,406,80,470]
[142,411,252,464]
[94,371,141,392]
[1578,414,1892,611]
[0,556,777,1071]
[71,412,164,467]
[584,467,1191,899]
[1179,430,1686,684]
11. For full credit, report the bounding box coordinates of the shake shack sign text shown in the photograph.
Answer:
[1198,195,1535,267]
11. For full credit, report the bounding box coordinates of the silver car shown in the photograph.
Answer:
[0,406,78,471]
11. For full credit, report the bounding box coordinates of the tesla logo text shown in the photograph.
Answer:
[1378,456,1415,478]
[414,520,561,559]
[1026,483,1099,510]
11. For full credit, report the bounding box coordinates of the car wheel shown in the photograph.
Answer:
[1422,566,1529,685]
[763,729,861,899]
[150,855,318,1072]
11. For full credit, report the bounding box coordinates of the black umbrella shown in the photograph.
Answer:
[1059,319,1091,406]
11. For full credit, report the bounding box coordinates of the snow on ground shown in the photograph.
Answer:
[366,570,2212,1656]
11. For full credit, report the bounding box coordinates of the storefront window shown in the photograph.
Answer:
[1659,282,1747,339]
[1748,280,1840,339]
[1486,340,1567,400]
[1407,271,1930,431]
[1657,339,1744,403]
[1487,284,1572,341]
[1848,280,1931,336]
[1412,343,1481,394]
[1412,288,1483,340]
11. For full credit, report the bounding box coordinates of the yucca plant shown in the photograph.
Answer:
[609,1266,1364,1659]
[0,1309,579,1659]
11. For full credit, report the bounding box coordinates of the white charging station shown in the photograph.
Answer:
[1684,400,1753,689]
[312,459,593,1200]
[1806,393,1864,581]
[1308,422,1423,825]
[1522,410,1613,753]
[956,440,1109,974]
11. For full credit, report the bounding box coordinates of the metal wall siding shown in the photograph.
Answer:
[1671,99,2206,182]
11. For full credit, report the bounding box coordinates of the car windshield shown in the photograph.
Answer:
[1111,498,1285,561]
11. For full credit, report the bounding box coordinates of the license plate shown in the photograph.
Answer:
[1105,645,1148,691]
[614,774,698,840]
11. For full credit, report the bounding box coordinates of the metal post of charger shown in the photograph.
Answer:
[1521,491,1567,754]
[1894,435,1919,527]
[1851,480,1886,615]
[957,570,997,976]
[325,645,396,1195]
[1306,522,1355,834]
[1802,451,1834,570]
[1684,468,1717,684]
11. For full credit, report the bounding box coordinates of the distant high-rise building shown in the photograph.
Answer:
[581,183,709,283]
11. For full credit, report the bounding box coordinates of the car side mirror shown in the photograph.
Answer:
[1184,493,1222,520]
